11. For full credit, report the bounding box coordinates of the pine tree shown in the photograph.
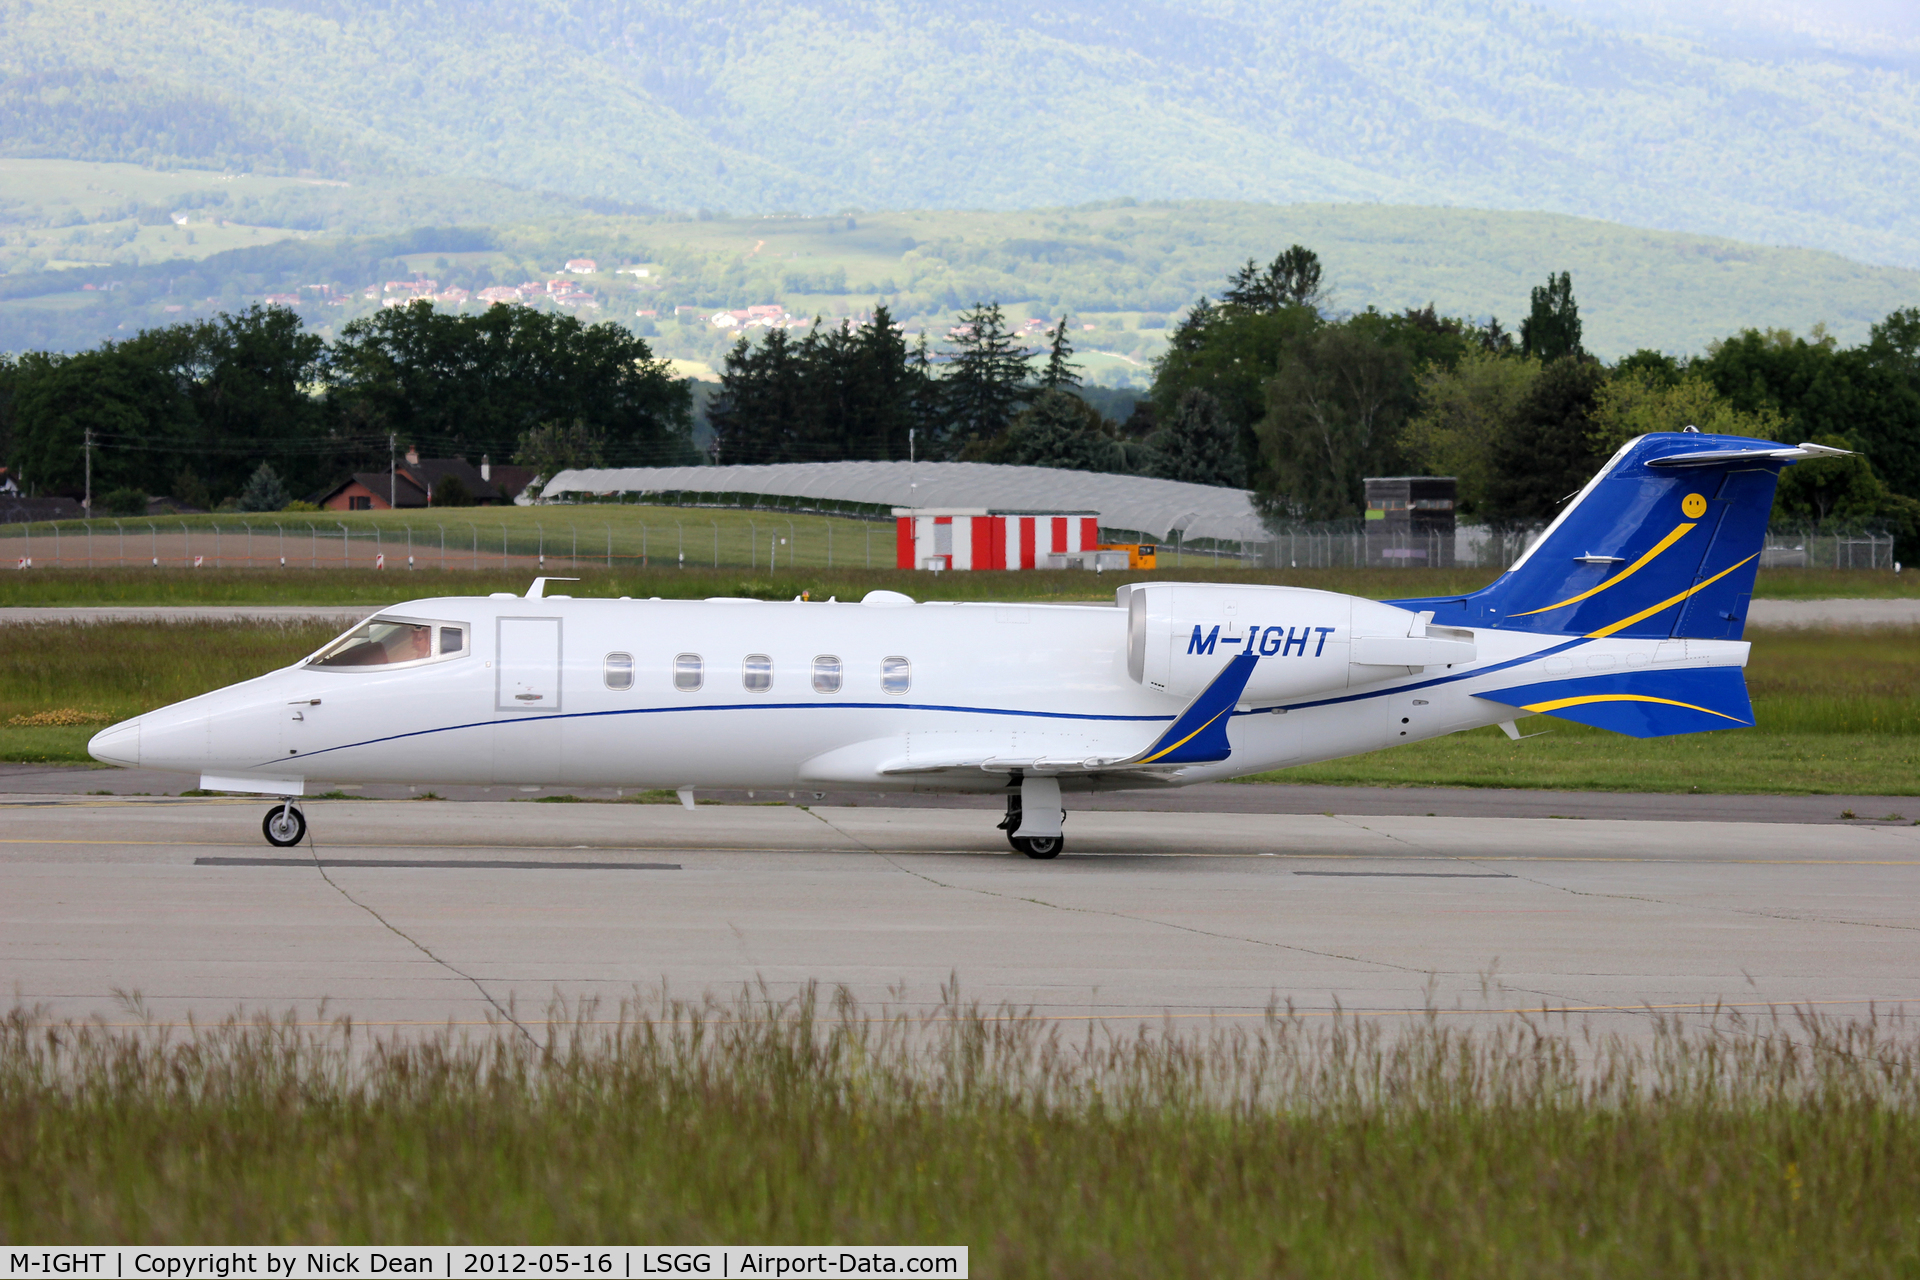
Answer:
[1222,245,1325,313]
[236,461,289,511]
[1519,272,1583,362]
[1001,388,1125,472]
[1145,389,1245,487]
[941,302,1032,456]
[1039,316,1081,390]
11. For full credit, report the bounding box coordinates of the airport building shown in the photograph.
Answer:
[539,461,1265,548]
[892,508,1106,571]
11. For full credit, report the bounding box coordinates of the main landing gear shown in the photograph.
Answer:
[263,800,307,847]
[998,773,1065,859]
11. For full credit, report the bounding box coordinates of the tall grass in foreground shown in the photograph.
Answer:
[5,989,1920,1272]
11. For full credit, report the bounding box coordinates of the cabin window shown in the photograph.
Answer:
[439,626,465,654]
[743,654,773,693]
[812,655,842,694]
[349,496,372,511]
[882,656,911,695]
[673,654,703,692]
[604,652,634,690]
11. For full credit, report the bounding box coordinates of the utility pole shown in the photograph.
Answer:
[389,433,396,510]
[82,429,93,515]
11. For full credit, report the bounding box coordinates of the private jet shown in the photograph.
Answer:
[88,431,1843,857]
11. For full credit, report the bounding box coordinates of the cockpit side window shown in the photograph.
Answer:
[308,618,468,668]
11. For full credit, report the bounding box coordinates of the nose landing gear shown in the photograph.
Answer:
[263,801,307,847]
[998,774,1065,859]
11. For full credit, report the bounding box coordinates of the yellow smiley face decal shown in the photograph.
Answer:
[1682,493,1708,518]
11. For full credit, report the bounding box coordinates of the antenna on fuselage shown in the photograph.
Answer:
[526,577,580,599]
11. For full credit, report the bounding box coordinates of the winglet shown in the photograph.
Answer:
[1124,651,1261,765]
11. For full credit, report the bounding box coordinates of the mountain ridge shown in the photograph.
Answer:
[3,0,1918,266]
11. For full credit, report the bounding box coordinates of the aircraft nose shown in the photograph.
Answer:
[88,718,141,767]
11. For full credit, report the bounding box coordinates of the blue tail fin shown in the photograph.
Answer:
[1391,433,1843,639]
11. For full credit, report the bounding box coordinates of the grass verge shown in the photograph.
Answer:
[0,564,1913,607]
[1251,625,1920,794]
[5,988,1920,1270]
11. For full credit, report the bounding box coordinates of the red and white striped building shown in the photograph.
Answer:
[893,508,1100,571]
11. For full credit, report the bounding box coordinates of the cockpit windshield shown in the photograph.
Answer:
[308,618,467,668]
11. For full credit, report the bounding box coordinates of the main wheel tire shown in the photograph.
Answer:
[1010,834,1062,859]
[263,806,307,848]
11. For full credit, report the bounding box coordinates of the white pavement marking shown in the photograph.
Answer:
[2,800,1917,1037]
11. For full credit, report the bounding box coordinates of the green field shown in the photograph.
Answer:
[6,988,1920,1270]
[5,616,1916,795]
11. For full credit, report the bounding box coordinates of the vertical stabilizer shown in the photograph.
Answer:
[1389,434,1847,640]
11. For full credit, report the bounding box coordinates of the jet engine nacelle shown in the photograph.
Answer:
[1119,583,1477,701]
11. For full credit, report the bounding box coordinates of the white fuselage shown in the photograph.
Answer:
[88,587,1748,796]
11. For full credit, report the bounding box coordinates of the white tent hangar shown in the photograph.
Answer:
[541,461,1265,545]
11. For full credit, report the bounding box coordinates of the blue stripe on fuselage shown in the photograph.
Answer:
[274,699,1175,766]
[267,634,1595,769]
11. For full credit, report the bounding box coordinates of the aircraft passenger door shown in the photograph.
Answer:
[496,617,562,712]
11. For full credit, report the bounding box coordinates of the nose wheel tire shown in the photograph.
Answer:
[263,805,307,848]
[1009,834,1062,859]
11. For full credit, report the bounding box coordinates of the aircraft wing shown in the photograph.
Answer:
[800,652,1263,783]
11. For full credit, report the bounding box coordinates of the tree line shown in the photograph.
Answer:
[4,250,1916,556]
[1148,251,1920,549]
[0,303,697,512]
[707,301,1246,488]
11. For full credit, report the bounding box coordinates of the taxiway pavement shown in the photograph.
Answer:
[4,795,1918,1037]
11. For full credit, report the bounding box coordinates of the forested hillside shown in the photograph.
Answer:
[5,185,1918,365]
[2,0,1918,266]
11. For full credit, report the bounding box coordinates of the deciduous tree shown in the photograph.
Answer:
[1519,272,1582,363]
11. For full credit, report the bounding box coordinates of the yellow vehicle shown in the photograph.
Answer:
[1097,542,1157,570]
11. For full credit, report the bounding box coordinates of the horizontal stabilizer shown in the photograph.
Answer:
[1645,442,1852,468]
[1475,667,1753,739]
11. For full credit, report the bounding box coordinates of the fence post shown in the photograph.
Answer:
[243,521,252,567]
[749,519,757,571]
[54,521,59,566]
[470,523,478,571]
[87,520,92,568]
[338,522,349,565]
[115,520,124,567]
[438,523,445,569]
[276,522,285,568]
[307,523,316,570]
[711,521,718,568]
[826,518,832,568]
[606,524,612,570]
[786,518,795,569]
[180,519,188,568]
[571,524,577,570]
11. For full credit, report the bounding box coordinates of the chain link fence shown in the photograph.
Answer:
[0,514,911,572]
[0,513,1899,573]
